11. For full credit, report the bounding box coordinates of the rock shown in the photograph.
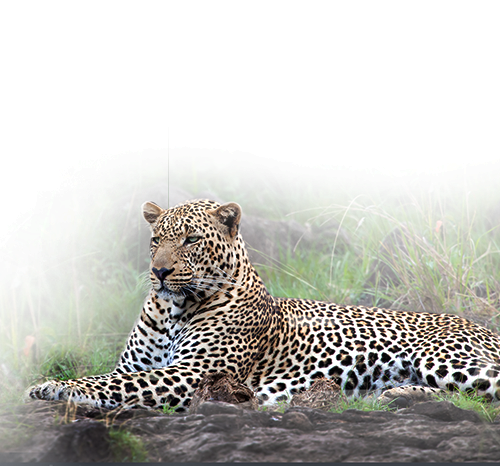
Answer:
[4,399,497,462]
[281,411,313,431]
[36,421,111,462]
[399,400,483,423]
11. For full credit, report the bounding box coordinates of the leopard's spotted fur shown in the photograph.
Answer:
[28,200,500,410]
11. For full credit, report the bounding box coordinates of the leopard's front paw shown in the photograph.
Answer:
[26,380,73,402]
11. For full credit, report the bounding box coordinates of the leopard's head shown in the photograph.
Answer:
[142,199,243,304]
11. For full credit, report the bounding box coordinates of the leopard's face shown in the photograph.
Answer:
[143,199,242,304]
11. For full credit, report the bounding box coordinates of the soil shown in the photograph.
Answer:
[2,399,500,462]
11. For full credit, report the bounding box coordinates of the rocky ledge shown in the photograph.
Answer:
[1,399,500,462]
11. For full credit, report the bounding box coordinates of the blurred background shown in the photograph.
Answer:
[1,1,500,403]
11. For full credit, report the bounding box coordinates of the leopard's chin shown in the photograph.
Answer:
[156,287,178,301]
[155,286,192,306]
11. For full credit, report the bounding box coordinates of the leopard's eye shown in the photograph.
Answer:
[151,237,160,247]
[184,236,201,245]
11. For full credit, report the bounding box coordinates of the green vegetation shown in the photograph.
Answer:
[264,392,391,414]
[433,390,500,422]
[266,387,500,419]
[262,190,500,320]
[162,403,179,415]
[1,155,500,417]
[109,427,149,462]
[267,392,499,420]
[273,395,293,414]
[329,395,392,414]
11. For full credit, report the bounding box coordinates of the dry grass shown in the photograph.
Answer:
[1,161,500,409]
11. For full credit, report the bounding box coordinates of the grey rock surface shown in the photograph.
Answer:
[2,400,500,462]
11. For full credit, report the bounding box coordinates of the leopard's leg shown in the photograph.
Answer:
[414,353,500,402]
[26,363,202,410]
[374,354,500,408]
[377,385,443,408]
[113,295,180,375]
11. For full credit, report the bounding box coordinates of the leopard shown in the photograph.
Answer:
[28,199,500,411]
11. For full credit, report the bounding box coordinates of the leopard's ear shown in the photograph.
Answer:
[142,201,164,225]
[211,202,241,239]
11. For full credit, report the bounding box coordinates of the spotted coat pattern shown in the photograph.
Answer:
[28,200,500,410]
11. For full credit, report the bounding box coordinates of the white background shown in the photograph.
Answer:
[1,1,499,215]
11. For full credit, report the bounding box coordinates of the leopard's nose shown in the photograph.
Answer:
[152,267,175,283]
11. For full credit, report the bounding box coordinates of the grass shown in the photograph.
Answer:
[1,157,500,415]
[330,396,392,413]
[109,428,149,462]
[266,390,499,422]
[260,191,500,324]
[433,390,500,422]
[265,395,293,414]
[161,403,179,415]
[265,392,391,414]
[37,344,119,381]
[263,391,397,415]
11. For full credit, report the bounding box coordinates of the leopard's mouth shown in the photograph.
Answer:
[153,275,213,303]
[156,284,195,303]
